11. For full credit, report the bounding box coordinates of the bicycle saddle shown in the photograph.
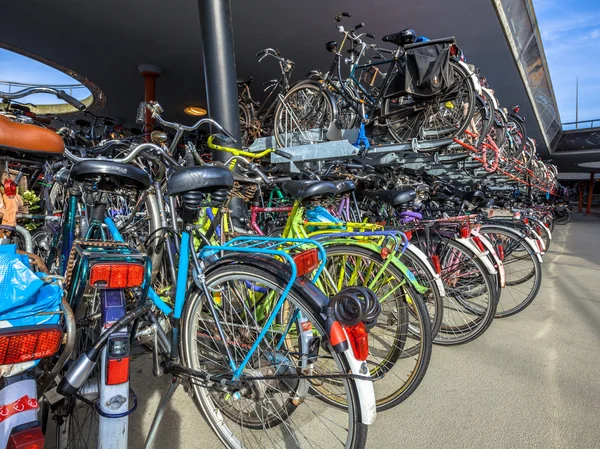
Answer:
[282,180,337,201]
[0,115,64,160]
[364,189,416,207]
[455,189,486,202]
[167,166,234,196]
[334,180,356,195]
[70,160,151,191]
[236,77,254,86]
[382,29,416,47]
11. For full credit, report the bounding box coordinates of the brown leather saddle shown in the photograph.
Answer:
[0,115,64,160]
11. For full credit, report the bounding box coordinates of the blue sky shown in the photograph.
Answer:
[533,0,600,126]
[0,48,90,104]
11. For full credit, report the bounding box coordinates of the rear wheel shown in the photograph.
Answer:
[181,263,368,449]
[478,226,542,317]
[319,244,432,411]
[383,62,476,143]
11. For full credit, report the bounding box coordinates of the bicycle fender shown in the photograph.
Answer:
[342,344,377,425]
[456,237,498,275]
[404,244,447,297]
[471,231,506,288]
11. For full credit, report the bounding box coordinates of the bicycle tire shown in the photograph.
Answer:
[383,62,476,143]
[479,225,543,317]
[180,263,368,449]
[319,244,432,411]
[273,82,335,148]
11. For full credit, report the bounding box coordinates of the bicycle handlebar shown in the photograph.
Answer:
[0,86,86,111]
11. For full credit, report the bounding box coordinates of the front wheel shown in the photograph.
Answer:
[180,263,368,449]
[273,82,334,148]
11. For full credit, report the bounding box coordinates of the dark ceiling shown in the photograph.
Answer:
[1,0,598,172]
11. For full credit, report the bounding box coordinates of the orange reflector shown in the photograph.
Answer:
[7,426,45,449]
[497,245,505,261]
[106,357,130,385]
[459,226,470,239]
[346,322,369,361]
[90,263,144,289]
[293,249,319,277]
[431,255,442,274]
[472,236,486,252]
[0,327,62,365]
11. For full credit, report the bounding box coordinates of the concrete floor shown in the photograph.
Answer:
[126,214,600,449]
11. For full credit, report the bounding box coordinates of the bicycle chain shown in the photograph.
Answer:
[64,239,130,291]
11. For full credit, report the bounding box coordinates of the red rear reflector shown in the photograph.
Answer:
[4,179,17,198]
[431,255,442,274]
[106,357,130,385]
[536,238,544,252]
[0,327,62,365]
[380,247,390,259]
[293,249,319,277]
[472,236,486,252]
[7,425,45,449]
[523,218,529,225]
[404,231,412,241]
[514,106,520,113]
[497,245,505,261]
[90,263,144,288]
[346,322,369,361]
[459,226,470,239]
[449,44,458,56]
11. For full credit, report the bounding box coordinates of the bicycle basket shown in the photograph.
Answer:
[387,37,455,98]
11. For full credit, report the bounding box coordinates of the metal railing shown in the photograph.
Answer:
[562,119,600,131]
[0,80,88,97]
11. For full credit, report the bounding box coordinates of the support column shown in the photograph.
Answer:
[578,181,583,212]
[198,0,242,161]
[586,173,594,215]
[138,64,163,133]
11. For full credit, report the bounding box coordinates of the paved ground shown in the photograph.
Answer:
[126,214,600,448]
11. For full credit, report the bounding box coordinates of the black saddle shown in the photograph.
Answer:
[364,189,416,207]
[237,77,254,86]
[167,166,234,196]
[382,28,416,47]
[167,165,233,195]
[455,189,486,202]
[70,160,150,191]
[334,180,356,195]
[282,180,337,201]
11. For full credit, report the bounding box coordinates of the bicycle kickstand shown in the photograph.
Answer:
[143,376,181,449]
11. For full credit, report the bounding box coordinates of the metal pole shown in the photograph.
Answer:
[578,181,583,212]
[198,0,242,160]
[198,0,245,226]
[586,173,594,215]
[576,74,579,129]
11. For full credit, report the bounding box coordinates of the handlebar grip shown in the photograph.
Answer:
[57,90,86,111]
[273,149,293,159]
[366,33,375,39]
[256,50,266,57]
[353,23,364,31]
[342,12,351,17]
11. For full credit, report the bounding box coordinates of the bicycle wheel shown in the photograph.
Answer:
[319,244,432,411]
[412,235,496,345]
[479,226,542,317]
[49,291,102,448]
[273,82,334,148]
[383,62,476,143]
[180,263,368,449]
